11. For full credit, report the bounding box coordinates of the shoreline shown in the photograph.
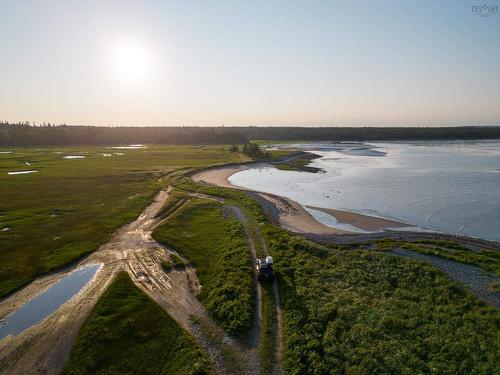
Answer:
[191,164,410,236]
[306,206,409,232]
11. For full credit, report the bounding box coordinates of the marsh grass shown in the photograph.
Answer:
[265,226,500,374]
[0,145,239,298]
[63,272,213,375]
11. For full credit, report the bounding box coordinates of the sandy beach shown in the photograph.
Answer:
[192,164,412,235]
[192,166,249,189]
[258,193,349,235]
[307,206,408,232]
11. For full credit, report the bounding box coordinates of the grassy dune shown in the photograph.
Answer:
[153,199,254,336]
[63,272,212,375]
[0,145,239,298]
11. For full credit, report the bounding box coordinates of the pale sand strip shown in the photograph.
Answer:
[192,166,249,189]
[258,193,348,235]
[307,206,408,231]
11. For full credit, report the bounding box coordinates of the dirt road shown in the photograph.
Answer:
[225,205,283,375]
[0,188,247,374]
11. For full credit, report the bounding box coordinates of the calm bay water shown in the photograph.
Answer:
[229,141,500,242]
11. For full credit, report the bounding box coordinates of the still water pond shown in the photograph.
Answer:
[0,264,101,340]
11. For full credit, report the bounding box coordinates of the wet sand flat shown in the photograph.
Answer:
[307,206,408,231]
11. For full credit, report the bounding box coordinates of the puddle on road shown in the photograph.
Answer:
[0,264,102,340]
[7,170,38,175]
[63,155,86,159]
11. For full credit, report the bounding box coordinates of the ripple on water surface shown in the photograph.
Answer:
[0,264,102,340]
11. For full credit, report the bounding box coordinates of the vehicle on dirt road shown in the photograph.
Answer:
[256,256,274,281]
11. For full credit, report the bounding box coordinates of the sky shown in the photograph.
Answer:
[1,0,499,127]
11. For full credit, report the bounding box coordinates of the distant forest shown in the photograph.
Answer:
[1,122,499,146]
[0,122,246,146]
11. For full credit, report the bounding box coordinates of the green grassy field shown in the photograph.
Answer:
[63,272,212,375]
[0,145,239,298]
[152,199,254,336]
[264,226,500,375]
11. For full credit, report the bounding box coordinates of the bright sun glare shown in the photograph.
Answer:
[112,41,152,83]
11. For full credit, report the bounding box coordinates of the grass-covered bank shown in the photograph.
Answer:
[375,238,500,276]
[260,283,278,375]
[0,145,239,298]
[63,272,212,375]
[152,199,254,336]
[264,226,500,374]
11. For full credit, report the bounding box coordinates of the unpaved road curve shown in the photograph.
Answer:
[0,187,242,375]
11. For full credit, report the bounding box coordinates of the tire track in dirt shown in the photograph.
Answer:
[224,204,283,375]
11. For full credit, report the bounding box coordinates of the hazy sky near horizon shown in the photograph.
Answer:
[1,0,499,127]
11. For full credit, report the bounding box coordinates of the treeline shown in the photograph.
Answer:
[1,122,499,146]
[236,126,500,141]
[229,143,270,159]
[0,122,247,146]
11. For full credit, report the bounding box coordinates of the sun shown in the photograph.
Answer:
[112,40,153,83]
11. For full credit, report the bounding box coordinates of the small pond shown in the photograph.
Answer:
[0,264,102,340]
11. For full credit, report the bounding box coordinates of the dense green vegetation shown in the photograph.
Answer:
[242,142,270,160]
[375,238,500,276]
[241,126,500,141]
[0,122,246,146]
[264,226,500,374]
[63,272,212,375]
[0,146,239,298]
[2,123,500,147]
[274,154,322,173]
[260,283,278,375]
[152,199,254,336]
